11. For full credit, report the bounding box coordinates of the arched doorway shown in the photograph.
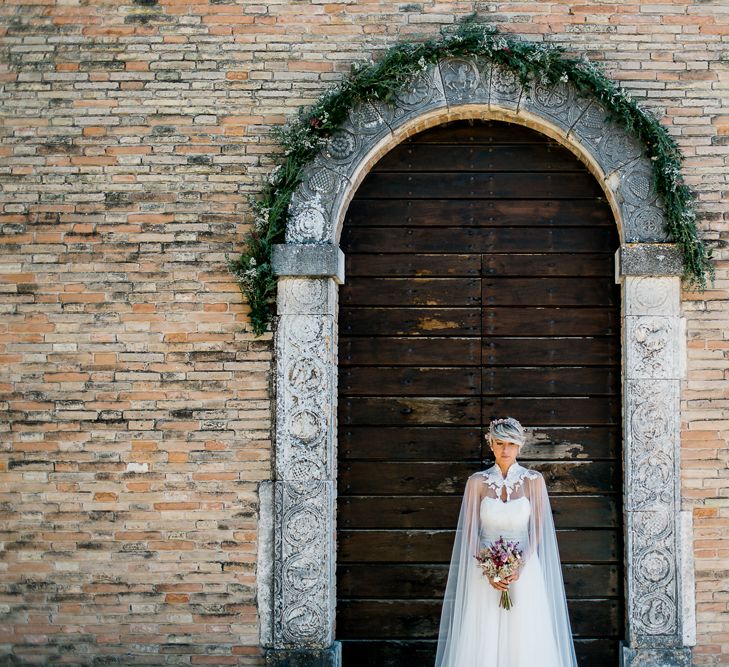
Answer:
[264,56,693,667]
[336,119,622,666]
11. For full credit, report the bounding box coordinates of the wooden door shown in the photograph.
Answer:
[336,119,622,666]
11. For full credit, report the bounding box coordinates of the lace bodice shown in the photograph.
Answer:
[479,462,541,501]
[476,463,540,548]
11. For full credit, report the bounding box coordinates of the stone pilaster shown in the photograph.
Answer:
[265,276,341,666]
[619,271,693,667]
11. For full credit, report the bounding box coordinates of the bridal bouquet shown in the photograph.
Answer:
[474,536,523,610]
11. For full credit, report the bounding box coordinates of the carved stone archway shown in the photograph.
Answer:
[259,57,696,667]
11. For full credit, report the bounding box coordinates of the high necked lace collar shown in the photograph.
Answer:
[480,462,539,501]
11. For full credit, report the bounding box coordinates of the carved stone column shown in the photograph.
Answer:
[617,246,693,667]
[264,247,344,667]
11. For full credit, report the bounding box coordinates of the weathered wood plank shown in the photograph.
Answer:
[342,226,615,253]
[337,563,619,598]
[345,199,613,228]
[482,253,614,276]
[482,277,619,306]
[340,640,436,667]
[354,172,604,199]
[339,461,618,495]
[481,366,620,396]
[340,337,481,366]
[481,336,619,365]
[403,121,553,144]
[482,307,618,335]
[339,426,618,461]
[340,277,481,306]
[372,143,595,172]
[336,598,620,637]
[481,397,622,425]
[338,495,618,529]
[338,426,482,461]
[340,397,481,426]
[340,366,481,396]
[339,639,619,667]
[345,253,481,277]
[337,528,618,563]
[341,307,481,336]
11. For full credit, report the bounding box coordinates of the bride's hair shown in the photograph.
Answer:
[487,416,525,448]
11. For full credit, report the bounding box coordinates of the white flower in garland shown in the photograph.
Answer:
[253,207,269,232]
[268,165,282,186]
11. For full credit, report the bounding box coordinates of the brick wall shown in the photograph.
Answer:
[0,1,727,665]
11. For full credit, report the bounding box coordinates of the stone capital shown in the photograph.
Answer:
[616,244,683,277]
[272,244,345,284]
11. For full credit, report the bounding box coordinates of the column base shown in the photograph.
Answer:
[621,643,692,667]
[265,642,341,667]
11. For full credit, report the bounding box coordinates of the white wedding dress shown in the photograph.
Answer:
[434,463,577,667]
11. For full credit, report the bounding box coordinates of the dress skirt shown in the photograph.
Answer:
[449,553,563,667]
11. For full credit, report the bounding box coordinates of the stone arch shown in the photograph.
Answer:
[285,58,670,248]
[263,57,694,667]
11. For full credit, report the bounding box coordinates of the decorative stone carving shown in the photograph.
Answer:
[285,59,674,246]
[632,453,674,510]
[624,276,680,317]
[288,191,329,243]
[382,62,448,130]
[272,480,335,648]
[489,63,523,111]
[620,268,687,663]
[278,278,336,316]
[625,379,679,511]
[275,312,336,481]
[569,99,644,175]
[626,316,679,379]
[618,158,671,243]
[624,373,683,647]
[439,57,490,106]
[324,101,391,176]
[521,75,592,134]
[286,159,351,244]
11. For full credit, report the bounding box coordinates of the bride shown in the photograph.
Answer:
[434,416,578,667]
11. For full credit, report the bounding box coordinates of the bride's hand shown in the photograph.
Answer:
[488,576,510,591]
[488,569,520,590]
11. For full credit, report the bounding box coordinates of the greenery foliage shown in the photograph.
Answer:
[228,15,715,336]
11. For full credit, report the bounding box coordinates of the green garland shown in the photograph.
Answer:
[228,15,715,337]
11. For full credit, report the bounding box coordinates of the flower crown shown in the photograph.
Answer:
[489,417,513,427]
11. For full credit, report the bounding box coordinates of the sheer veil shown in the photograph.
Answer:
[433,464,578,667]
